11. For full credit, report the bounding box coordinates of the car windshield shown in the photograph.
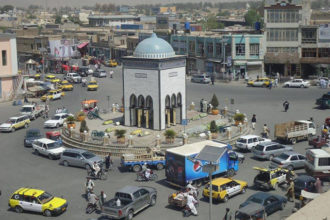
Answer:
[82,151,95,159]
[248,197,263,204]
[89,82,97,85]
[278,153,290,160]
[48,142,59,149]
[21,107,33,112]
[38,192,54,204]
[254,145,264,151]
[27,131,40,138]
[72,73,79,77]
[52,116,61,120]
[237,138,246,143]
[7,119,16,124]
[206,184,219,191]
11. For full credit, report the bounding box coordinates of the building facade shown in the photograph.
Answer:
[88,15,140,27]
[122,33,186,130]
[0,34,19,100]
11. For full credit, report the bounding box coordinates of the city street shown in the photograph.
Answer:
[0,66,329,220]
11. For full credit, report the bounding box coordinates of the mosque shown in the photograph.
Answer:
[122,33,186,130]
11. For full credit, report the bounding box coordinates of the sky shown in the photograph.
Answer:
[1,0,245,8]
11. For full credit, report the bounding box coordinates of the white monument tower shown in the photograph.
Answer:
[122,33,186,130]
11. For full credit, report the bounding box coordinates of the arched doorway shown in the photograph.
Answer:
[171,94,177,125]
[177,93,182,124]
[145,96,153,129]
[165,95,171,127]
[129,94,137,126]
[137,95,145,127]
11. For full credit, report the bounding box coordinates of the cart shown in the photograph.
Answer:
[81,100,103,120]
[168,192,187,209]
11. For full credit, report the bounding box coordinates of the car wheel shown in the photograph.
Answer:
[291,138,297,145]
[156,163,164,170]
[126,210,134,220]
[150,195,157,206]
[43,209,52,217]
[269,154,274,161]
[227,168,235,177]
[11,127,15,132]
[241,187,246,194]
[285,84,289,88]
[48,154,54,160]
[15,206,23,213]
[223,195,229,203]
[63,160,69,167]
[34,149,39,155]
[133,164,142,172]
[85,164,91,170]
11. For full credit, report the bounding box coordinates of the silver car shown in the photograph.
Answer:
[252,142,293,160]
[191,74,211,84]
[59,148,103,169]
[270,151,306,170]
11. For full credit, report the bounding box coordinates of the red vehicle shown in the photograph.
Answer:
[46,131,62,145]
[325,117,330,127]
[309,136,329,148]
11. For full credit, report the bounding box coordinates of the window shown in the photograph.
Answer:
[216,43,222,56]
[235,44,245,56]
[298,155,305,160]
[318,158,330,166]
[267,29,298,41]
[250,44,259,56]
[291,156,298,161]
[189,41,195,53]
[318,48,330,58]
[2,50,7,66]
[207,43,213,54]
[302,48,317,57]
[248,139,253,143]
[31,44,34,50]
[267,9,299,23]
[133,191,140,199]
[139,189,148,196]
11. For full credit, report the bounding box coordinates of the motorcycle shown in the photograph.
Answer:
[183,201,199,217]
[85,188,93,200]
[86,203,97,214]
[87,167,108,180]
[136,170,158,182]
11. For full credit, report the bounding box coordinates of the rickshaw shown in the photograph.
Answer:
[81,100,102,120]
[235,203,267,220]
[46,130,62,145]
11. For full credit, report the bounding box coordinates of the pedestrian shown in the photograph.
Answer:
[24,95,29,103]
[268,80,273,90]
[200,99,204,112]
[105,153,113,170]
[274,78,278,88]
[257,75,259,81]
[283,101,290,112]
[45,104,49,119]
[110,70,113,78]
[100,191,107,206]
[286,180,295,202]
[211,73,215,85]
[315,178,323,193]
[251,114,256,130]
[263,124,270,138]
[223,208,232,220]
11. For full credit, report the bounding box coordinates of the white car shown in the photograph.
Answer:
[32,138,65,159]
[66,72,82,83]
[235,135,271,151]
[44,113,68,128]
[283,79,310,88]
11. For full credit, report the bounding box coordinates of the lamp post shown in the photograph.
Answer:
[39,47,48,78]
[202,163,218,220]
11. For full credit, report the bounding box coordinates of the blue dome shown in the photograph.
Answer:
[133,33,175,59]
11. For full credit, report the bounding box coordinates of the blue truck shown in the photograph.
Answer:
[165,140,239,187]
[121,150,166,172]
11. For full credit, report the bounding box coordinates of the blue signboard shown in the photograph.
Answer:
[182,119,188,126]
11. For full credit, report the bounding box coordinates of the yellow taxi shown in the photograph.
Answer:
[203,178,248,202]
[0,115,30,132]
[87,80,98,91]
[109,59,118,67]
[58,80,73,91]
[41,89,65,102]
[253,167,290,190]
[45,75,61,84]
[34,74,41,80]
[9,188,68,217]
[247,77,273,87]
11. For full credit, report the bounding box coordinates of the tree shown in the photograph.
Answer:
[1,5,14,13]
[210,94,219,110]
[54,15,62,24]
[203,15,224,31]
[244,9,262,27]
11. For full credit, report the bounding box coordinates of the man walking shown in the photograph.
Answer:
[251,114,256,130]
[283,101,290,112]
[223,208,232,220]
[286,180,295,202]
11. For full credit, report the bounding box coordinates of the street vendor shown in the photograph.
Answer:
[186,181,198,198]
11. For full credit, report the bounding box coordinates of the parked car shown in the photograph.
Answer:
[253,167,289,190]
[44,113,69,128]
[252,142,293,160]
[66,72,82,83]
[191,74,211,84]
[247,78,273,87]
[40,89,65,102]
[101,186,157,220]
[235,135,271,151]
[59,148,103,169]
[9,187,68,217]
[203,177,248,202]
[283,79,310,88]
[270,151,306,170]
[239,192,287,216]
[0,115,30,132]
[87,80,98,91]
[294,175,316,197]
[32,138,65,160]
[93,69,107,78]
[24,128,42,147]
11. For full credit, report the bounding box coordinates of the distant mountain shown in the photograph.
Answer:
[1,0,251,8]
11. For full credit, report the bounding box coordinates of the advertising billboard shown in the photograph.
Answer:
[49,39,77,58]
[319,24,330,43]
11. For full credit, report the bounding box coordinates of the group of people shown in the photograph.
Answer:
[319,78,328,89]
[55,107,68,114]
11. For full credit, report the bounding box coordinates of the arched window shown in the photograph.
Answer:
[171,94,176,107]
[165,95,171,108]
[138,95,145,108]
[177,93,182,106]
[130,94,137,108]
[146,96,153,109]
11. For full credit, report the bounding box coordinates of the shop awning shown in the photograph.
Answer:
[247,61,263,66]
[234,61,247,65]
[77,42,89,49]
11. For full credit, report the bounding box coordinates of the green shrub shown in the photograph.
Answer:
[233,113,245,122]
[79,119,89,133]
[115,129,126,138]
[164,129,176,139]
[210,120,218,133]
[210,94,219,110]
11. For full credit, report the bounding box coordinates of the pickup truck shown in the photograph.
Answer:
[274,120,316,144]
[101,186,157,220]
[20,104,45,120]
[121,150,165,172]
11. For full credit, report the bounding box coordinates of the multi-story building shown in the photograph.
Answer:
[0,34,19,100]
[171,32,264,78]
[88,15,140,27]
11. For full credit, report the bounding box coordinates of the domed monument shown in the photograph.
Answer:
[122,33,186,130]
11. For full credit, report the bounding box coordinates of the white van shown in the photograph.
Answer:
[32,138,65,160]
[235,135,271,151]
[305,148,330,179]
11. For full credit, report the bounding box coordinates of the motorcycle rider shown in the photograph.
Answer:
[82,78,87,87]
[186,192,198,216]
[92,161,101,177]
[144,168,151,181]
[87,191,99,210]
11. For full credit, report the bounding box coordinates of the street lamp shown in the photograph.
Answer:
[39,47,48,77]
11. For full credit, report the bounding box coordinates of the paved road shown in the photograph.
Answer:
[0,65,329,220]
